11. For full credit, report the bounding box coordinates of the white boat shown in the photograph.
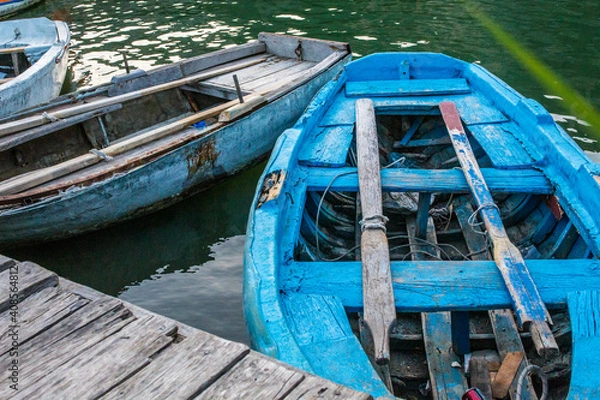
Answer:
[0,17,70,118]
[0,0,44,18]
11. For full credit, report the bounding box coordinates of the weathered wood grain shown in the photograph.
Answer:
[298,125,354,167]
[305,167,553,194]
[195,355,304,400]
[102,331,249,399]
[455,203,537,400]
[567,290,600,399]
[284,374,373,400]
[0,255,15,272]
[356,98,396,366]
[12,315,177,399]
[440,101,556,356]
[0,287,88,355]
[346,78,471,98]
[406,217,468,399]
[0,261,58,313]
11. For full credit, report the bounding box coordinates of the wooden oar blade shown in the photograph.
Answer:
[439,101,557,356]
[356,98,396,365]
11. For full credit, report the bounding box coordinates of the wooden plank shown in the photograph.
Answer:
[12,315,177,399]
[283,259,600,311]
[0,56,267,137]
[206,57,300,88]
[468,356,493,399]
[0,261,58,313]
[243,61,316,91]
[284,373,373,400]
[406,217,468,399]
[0,255,15,272]
[440,101,556,356]
[0,46,26,54]
[355,98,395,365]
[491,352,523,399]
[258,32,348,63]
[195,355,304,400]
[305,167,553,194]
[346,78,471,97]
[0,104,123,152]
[102,331,249,399]
[218,95,267,122]
[468,123,536,169]
[298,125,354,167]
[567,290,600,399]
[455,203,537,400]
[0,287,89,355]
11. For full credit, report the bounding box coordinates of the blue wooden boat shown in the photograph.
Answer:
[0,34,350,247]
[0,0,43,18]
[244,53,600,399]
[0,17,70,117]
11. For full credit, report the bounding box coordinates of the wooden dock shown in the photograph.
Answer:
[0,255,371,399]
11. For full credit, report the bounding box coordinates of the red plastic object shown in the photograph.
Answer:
[462,387,486,400]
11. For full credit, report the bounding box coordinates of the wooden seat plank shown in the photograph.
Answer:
[243,61,316,91]
[102,331,249,399]
[284,374,373,400]
[205,57,303,88]
[195,355,304,400]
[346,78,471,97]
[298,125,354,167]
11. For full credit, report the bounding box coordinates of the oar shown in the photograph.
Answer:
[0,56,267,137]
[0,94,265,196]
[355,98,396,365]
[439,101,558,357]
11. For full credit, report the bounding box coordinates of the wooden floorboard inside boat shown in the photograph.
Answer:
[0,255,371,399]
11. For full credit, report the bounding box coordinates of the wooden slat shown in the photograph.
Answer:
[0,287,89,355]
[455,203,537,400]
[283,259,600,311]
[12,315,177,399]
[0,104,123,152]
[468,123,537,169]
[283,373,373,400]
[206,57,301,88]
[0,46,26,54]
[0,261,58,313]
[406,217,468,399]
[243,61,316,91]
[102,331,249,399]
[195,355,304,400]
[345,78,471,97]
[355,98,395,365]
[305,167,553,194]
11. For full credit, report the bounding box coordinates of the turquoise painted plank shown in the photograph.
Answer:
[345,78,471,97]
[567,291,600,400]
[283,259,600,311]
[298,125,354,167]
[280,293,393,398]
[304,167,553,194]
[468,122,538,169]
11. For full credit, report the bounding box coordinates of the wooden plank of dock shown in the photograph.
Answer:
[0,255,372,400]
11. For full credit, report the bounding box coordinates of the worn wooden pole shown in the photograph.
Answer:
[0,56,267,137]
[355,98,396,365]
[439,101,557,357]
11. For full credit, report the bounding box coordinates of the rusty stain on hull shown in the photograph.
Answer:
[186,136,218,179]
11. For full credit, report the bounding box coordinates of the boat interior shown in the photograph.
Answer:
[0,35,347,204]
[292,107,594,399]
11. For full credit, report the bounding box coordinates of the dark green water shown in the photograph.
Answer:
[8,0,600,343]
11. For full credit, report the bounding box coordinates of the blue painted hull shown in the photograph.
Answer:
[0,61,347,247]
[244,53,600,398]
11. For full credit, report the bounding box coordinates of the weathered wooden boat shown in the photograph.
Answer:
[0,0,43,18]
[244,53,600,399]
[0,34,350,247]
[0,17,70,117]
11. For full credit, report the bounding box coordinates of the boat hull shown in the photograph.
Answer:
[0,0,43,17]
[0,18,70,118]
[0,62,345,247]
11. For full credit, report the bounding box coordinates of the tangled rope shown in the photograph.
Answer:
[515,364,548,400]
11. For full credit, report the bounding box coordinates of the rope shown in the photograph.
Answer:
[516,364,548,400]
[359,214,388,233]
[467,202,500,229]
[42,112,59,122]
[89,149,113,161]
